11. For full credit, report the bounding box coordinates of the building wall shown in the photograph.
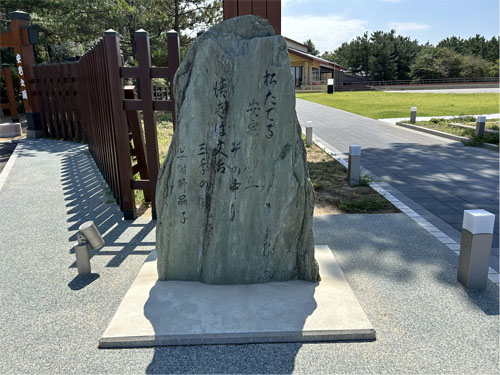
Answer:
[289,53,327,85]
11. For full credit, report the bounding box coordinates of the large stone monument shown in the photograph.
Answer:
[156,15,320,284]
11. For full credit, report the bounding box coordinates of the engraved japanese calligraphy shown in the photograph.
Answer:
[156,15,320,284]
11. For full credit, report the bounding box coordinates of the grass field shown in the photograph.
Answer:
[414,117,499,145]
[135,121,397,215]
[296,91,500,119]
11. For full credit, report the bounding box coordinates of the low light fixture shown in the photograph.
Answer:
[73,221,105,275]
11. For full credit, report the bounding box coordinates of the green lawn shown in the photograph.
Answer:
[296,91,500,119]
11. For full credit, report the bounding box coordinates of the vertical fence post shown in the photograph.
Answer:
[103,30,136,220]
[135,29,159,219]
[33,65,49,137]
[124,86,151,202]
[167,30,180,131]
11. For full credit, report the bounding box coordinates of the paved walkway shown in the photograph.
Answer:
[296,99,499,272]
[0,139,497,374]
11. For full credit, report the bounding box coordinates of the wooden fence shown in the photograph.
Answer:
[33,29,180,220]
[223,0,281,35]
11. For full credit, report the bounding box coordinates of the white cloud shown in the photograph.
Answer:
[388,22,430,31]
[282,14,367,53]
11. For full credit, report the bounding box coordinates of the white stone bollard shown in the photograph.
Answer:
[79,221,104,250]
[74,234,91,275]
[475,116,486,137]
[306,121,313,147]
[348,145,361,187]
[410,107,417,124]
[457,209,495,290]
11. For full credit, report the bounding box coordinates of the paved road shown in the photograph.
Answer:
[0,139,497,374]
[296,98,499,271]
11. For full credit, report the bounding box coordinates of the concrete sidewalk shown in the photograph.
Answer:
[0,139,498,374]
[296,99,499,273]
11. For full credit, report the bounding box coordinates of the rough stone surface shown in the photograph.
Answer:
[156,15,320,284]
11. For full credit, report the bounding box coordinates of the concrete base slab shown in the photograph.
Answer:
[27,129,43,139]
[99,245,375,348]
[0,123,22,137]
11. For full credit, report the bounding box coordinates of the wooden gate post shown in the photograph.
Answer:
[0,65,19,122]
[166,30,180,130]
[223,0,281,35]
[0,11,42,137]
[103,30,136,220]
[135,30,160,219]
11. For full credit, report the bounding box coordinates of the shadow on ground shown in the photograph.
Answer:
[314,214,499,316]
[58,141,154,274]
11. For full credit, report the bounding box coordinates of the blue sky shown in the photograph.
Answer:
[282,0,500,53]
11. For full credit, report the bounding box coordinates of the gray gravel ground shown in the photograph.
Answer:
[0,139,498,374]
[0,142,16,173]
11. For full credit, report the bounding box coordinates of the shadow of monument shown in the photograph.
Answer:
[144,253,317,374]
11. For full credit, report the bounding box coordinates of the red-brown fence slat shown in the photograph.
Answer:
[103,30,136,219]
[252,0,267,18]
[267,0,281,35]
[167,31,180,130]
[239,0,252,15]
[135,30,159,219]
[223,0,238,19]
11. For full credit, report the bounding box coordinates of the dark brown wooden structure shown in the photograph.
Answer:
[223,0,281,35]
[33,29,180,220]
[0,11,42,137]
[0,65,19,122]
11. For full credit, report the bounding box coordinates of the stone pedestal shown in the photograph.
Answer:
[0,122,22,137]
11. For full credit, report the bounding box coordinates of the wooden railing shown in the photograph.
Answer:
[33,29,180,220]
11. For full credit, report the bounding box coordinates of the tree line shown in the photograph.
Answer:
[313,31,499,81]
[0,0,222,67]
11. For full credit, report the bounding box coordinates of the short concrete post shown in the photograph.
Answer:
[457,209,495,290]
[74,234,91,275]
[410,107,417,124]
[306,121,313,147]
[475,116,486,137]
[348,145,361,187]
